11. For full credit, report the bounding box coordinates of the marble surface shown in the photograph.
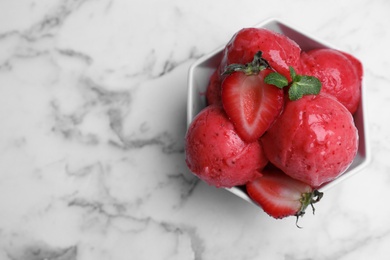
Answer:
[0,0,389,259]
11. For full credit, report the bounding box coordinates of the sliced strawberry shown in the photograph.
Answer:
[246,167,323,222]
[221,68,284,142]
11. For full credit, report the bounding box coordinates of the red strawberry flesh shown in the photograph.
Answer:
[221,69,284,142]
[246,167,323,220]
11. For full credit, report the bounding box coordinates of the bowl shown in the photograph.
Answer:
[186,18,370,204]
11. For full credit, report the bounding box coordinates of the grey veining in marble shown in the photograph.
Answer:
[0,0,389,259]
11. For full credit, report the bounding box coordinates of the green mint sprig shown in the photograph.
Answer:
[264,66,322,101]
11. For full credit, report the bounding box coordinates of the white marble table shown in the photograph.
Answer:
[0,0,389,259]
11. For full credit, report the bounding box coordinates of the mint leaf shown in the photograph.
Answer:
[289,66,297,81]
[264,72,289,88]
[288,82,302,101]
[288,75,322,101]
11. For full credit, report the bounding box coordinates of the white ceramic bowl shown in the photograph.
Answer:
[187,18,370,204]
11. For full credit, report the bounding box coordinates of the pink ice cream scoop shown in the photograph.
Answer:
[261,94,358,188]
[220,27,302,82]
[300,48,362,114]
[185,105,268,188]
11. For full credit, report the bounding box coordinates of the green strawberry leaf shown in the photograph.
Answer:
[264,72,289,88]
[288,75,322,101]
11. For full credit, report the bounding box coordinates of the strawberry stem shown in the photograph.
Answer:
[295,190,323,228]
[222,51,270,76]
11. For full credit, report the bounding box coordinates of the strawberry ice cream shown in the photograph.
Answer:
[220,28,302,81]
[185,105,268,188]
[261,94,359,188]
[206,69,222,105]
[300,48,362,114]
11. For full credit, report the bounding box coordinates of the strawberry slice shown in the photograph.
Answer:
[246,167,323,224]
[221,53,284,142]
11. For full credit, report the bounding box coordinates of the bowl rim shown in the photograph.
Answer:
[186,17,371,204]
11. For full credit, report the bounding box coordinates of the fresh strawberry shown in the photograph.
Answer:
[221,52,284,142]
[220,28,301,81]
[246,166,323,222]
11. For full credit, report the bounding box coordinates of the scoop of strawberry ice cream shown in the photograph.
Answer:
[300,48,362,114]
[206,68,222,105]
[261,94,358,188]
[185,105,268,188]
[220,28,301,81]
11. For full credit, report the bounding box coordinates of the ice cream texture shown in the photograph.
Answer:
[261,94,359,188]
[220,28,301,82]
[300,49,362,114]
[185,105,268,188]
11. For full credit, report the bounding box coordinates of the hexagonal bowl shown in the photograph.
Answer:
[186,18,370,204]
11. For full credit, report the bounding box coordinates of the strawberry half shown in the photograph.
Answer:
[221,52,284,142]
[246,167,323,225]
